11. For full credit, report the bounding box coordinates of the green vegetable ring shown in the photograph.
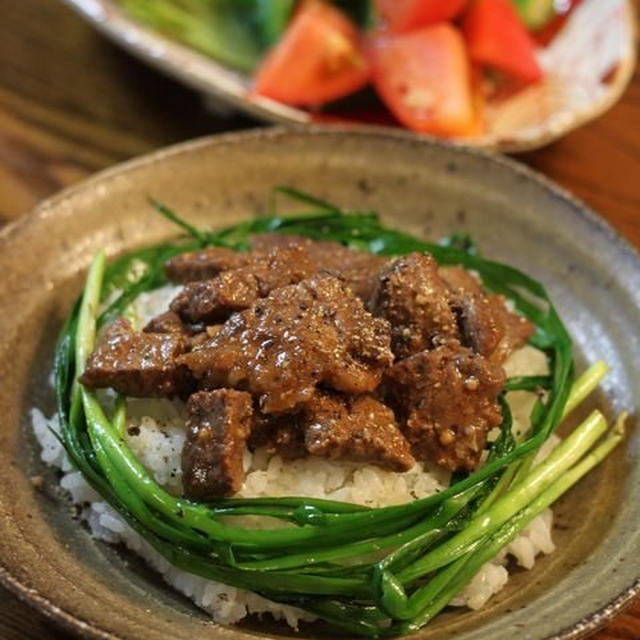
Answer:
[55,188,624,637]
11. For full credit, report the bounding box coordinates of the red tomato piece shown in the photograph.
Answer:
[376,0,468,32]
[463,0,542,83]
[369,24,476,137]
[252,0,370,106]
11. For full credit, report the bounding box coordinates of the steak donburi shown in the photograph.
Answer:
[79,238,533,496]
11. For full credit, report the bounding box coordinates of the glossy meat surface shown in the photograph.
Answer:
[170,246,316,324]
[165,246,251,283]
[311,243,388,300]
[80,318,193,398]
[249,411,307,460]
[387,342,505,471]
[370,253,459,359]
[182,389,253,499]
[441,266,534,362]
[303,393,415,471]
[143,310,192,337]
[251,234,388,300]
[249,393,414,472]
[178,274,393,413]
[442,267,506,358]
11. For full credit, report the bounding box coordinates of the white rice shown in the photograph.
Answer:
[30,286,557,627]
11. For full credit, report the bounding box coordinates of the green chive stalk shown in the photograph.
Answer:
[394,413,627,634]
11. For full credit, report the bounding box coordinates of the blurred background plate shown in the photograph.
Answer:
[62,0,637,152]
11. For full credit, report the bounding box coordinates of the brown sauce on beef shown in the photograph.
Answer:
[169,245,317,324]
[182,389,253,499]
[386,342,505,471]
[302,392,415,472]
[80,239,534,497]
[80,317,194,398]
[178,274,393,413]
[369,253,459,359]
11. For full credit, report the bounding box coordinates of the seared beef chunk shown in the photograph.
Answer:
[171,236,387,307]
[491,309,535,364]
[370,253,459,359]
[186,325,223,350]
[387,342,505,471]
[179,275,393,413]
[249,412,307,460]
[143,310,192,337]
[81,237,528,490]
[303,393,415,471]
[144,310,219,351]
[439,265,484,295]
[182,390,253,499]
[170,276,256,324]
[169,246,316,324]
[440,266,534,363]
[308,243,388,301]
[449,290,505,357]
[252,234,387,300]
[441,267,505,359]
[165,247,251,283]
[249,393,414,470]
[80,318,193,398]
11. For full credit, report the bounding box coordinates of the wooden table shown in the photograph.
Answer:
[0,1,638,638]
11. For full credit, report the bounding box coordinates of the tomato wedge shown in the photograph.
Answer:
[252,0,370,106]
[375,0,468,33]
[369,24,475,136]
[463,0,542,83]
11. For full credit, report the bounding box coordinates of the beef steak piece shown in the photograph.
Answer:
[165,247,251,284]
[79,317,193,398]
[440,266,534,363]
[303,392,415,472]
[251,234,388,301]
[179,274,393,413]
[182,389,253,499]
[248,411,307,460]
[387,341,506,471]
[169,246,316,324]
[369,253,459,359]
[143,310,192,337]
[248,392,414,471]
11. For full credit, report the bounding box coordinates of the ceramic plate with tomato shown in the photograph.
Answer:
[63,0,636,151]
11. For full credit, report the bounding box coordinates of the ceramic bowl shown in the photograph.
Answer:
[0,128,638,640]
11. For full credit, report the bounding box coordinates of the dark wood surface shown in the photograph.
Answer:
[0,0,638,638]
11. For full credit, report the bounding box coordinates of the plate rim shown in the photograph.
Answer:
[1,126,639,640]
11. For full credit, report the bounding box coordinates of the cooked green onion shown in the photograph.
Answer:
[54,189,625,637]
[563,361,609,418]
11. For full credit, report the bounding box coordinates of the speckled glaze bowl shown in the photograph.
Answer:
[0,128,638,640]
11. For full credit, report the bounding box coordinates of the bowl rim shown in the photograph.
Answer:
[1,126,639,639]
[60,0,638,153]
